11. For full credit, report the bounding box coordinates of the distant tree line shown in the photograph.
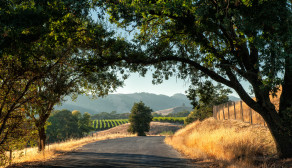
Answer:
[152,110,190,118]
[91,111,130,120]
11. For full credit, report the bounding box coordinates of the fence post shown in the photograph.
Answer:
[227,102,230,119]
[240,101,244,122]
[222,104,225,120]
[234,102,236,119]
[25,145,27,156]
[250,107,253,124]
[218,105,220,120]
[9,149,12,165]
[213,106,216,119]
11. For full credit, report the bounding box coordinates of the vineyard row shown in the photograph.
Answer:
[92,117,186,130]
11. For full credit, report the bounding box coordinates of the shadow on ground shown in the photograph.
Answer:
[9,152,195,168]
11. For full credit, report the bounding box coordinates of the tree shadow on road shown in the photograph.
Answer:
[9,152,196,168]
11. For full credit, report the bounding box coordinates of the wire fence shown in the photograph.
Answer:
[213,101,267,126]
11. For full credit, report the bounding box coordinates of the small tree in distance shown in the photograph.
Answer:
[128,101,153,136]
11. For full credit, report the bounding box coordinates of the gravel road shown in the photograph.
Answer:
[19,136,195,168]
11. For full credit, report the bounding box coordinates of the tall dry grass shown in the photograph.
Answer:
[5,133,134,167]
[165,118,276,167]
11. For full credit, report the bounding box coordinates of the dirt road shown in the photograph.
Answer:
[19,136,195,168]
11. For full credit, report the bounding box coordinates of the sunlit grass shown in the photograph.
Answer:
[165,118,276,167]
[6,121,180,167]
[5,133,134,167]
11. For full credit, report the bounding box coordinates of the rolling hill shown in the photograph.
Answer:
[54,92,240,115]
[55,93,192,114]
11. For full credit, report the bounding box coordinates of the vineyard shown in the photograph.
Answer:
[92,117,186,130]
[92,119,129,130]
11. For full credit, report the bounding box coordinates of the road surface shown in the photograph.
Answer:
[19,136,195,168]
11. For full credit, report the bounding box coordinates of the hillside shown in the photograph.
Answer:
[153,106,193,116]
[55,92,240,114]
[55,93,192,114]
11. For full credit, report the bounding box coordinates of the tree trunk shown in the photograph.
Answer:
[137,132,146,136]
[38,126,46,152]
[261,108,292,158]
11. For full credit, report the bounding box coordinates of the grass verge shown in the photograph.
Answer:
[165,118,279,167]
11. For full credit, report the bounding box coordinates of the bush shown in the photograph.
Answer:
[128,101,153,136]
[184,106,213,125]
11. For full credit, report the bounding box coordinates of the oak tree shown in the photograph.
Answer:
[96,0,292,158]
[128,101,153,136]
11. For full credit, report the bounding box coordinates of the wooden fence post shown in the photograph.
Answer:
[25,145,27,156]
[250,107,253,124]
[213,106,216,119]
[9,149,12,165]
[240,101,244,122]
[227,102,230,119]
[218,105,220,120]
[222,104,225,120]
[234,102,236,119]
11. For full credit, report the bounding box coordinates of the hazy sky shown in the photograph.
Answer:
[114,72,190,96]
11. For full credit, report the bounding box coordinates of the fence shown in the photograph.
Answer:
[213,101,267,126]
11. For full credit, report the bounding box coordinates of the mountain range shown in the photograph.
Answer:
[55,93,240,114]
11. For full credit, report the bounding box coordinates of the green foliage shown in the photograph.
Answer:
[46,110,94,143]
[165,110,190,117]
[46,110,79,143]
[77,112,94,136]
[0,0,95,161]
[184,107,213,125]
[185,81,230,124]
[0,0,132,161]
[186,81,231,109]
[128,102,153,136]
[153,117,186,124]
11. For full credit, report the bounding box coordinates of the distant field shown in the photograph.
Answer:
[92,117,186,130]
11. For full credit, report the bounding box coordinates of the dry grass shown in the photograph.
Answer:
[5,133,134,167]
[165,118,278,168]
